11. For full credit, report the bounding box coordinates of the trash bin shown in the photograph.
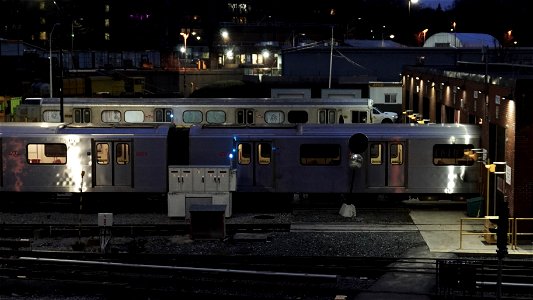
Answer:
[466,197,483,217]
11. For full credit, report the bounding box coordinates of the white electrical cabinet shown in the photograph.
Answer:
[167,165,236,218]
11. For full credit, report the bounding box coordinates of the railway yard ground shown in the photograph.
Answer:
[0,197,532,299]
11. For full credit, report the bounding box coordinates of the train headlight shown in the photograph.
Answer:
[349,153,363,169]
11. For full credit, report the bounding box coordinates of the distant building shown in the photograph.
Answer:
[423,32,501,48]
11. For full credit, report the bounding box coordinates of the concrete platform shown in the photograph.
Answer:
[410,209,533,256]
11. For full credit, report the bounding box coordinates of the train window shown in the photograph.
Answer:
[370,143,382,164]
[43,110,61,122]
[390,143,403,165]
[246,110,254,124]
[165,109,173,122]
[319,110,326,124]
[328,110,336,124]
[27,143,67,164]
[96,143,109,165]
[433,144,475,166]
[115,143,130,165]
[257,143,271,165]
[265,111,284,124]
[238,143,251,165]
[183,110,202,124]
[206,110,226,124]
[300,144,341,166]
[102,110,121,123]
[155,109,163,122]
[124,110,144,123]
[288,110,309,123]
[83,109,91,123]
[236,109,245,124]
[74,108,91,123]
[74,109,82,123]
[352,111,368,123]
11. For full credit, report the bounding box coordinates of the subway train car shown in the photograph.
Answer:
[187,123,482,198]
[12,97,379,125]
[0,123,174,201]
[0,122,481,205]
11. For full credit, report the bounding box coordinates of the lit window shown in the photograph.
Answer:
[124,110,144,123]
[43,110,61,122]
[183,110,202,123]
[206,110,226,124]
[27,143,67,164]
[102,110,120,123]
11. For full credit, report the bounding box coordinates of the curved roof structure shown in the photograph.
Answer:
[423,32,500,48]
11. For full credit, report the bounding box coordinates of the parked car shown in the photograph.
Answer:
[372,107,398,123]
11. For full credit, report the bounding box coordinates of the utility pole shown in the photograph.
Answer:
[328,26,333,89]
[49,23,60,98]
[50,0,64,121]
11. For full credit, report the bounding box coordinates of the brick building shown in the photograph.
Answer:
[402,63,533,221]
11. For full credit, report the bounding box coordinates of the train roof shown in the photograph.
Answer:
[27,97,374,107]
[0,122,173,137]
[0,122,64,135]
[189,123,481,139]
[58,123,173,135]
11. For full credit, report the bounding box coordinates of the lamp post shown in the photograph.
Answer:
[452,21,457,47]
[408,0,418,16]
[220,29,229,68]
[49,23,60,97]
[486,161,508,299]
[180,31,189,96]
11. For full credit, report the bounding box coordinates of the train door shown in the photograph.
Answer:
[235,141,274,190]
[318,109,337,124]
[73,108,92,123]
[236,108,255,125]
[366,141,405,188]
[93,140,133,187]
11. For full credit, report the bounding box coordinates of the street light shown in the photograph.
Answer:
[49,23,60,98]
[180,31,189,96]
[408,0,419,16]
[180,32,189,59]
[220,29,229,67]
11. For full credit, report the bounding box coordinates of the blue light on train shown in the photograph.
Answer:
[228,153,234,159]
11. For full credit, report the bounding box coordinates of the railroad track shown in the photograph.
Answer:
[0,223,291,239]
[0,251,431,299]
[1,251,532,299]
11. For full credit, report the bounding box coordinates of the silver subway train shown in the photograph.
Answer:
[12,97,398,125]
[0,122,481,204]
